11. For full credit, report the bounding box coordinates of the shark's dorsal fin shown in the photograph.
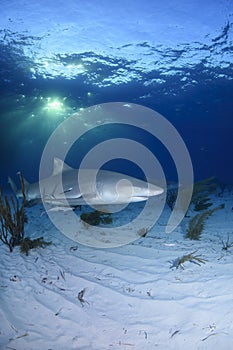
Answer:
[53,157,73,176]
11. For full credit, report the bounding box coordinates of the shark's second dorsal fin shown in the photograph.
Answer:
[53,157,73,176]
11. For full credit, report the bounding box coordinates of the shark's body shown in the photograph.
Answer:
[8,158,164,208]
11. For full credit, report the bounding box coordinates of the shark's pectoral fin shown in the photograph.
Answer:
[41,205,75,216]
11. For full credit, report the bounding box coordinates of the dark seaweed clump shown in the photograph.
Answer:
[80,210,112,226]
[20,237,52,256]
[186,204,224,240]
[0,173,26,252]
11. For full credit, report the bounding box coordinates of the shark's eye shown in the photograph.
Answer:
[63,187,73,194]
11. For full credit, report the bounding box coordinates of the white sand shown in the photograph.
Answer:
[0,190,233,350]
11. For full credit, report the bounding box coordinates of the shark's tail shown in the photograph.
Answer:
[8,176,18,197]
[8,174,30,199]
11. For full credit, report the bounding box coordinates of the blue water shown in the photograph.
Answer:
[0,0,233,189]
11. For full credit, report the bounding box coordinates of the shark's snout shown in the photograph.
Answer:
[131,183,164,202]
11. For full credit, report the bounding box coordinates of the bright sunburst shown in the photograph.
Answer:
[45,98,64,111]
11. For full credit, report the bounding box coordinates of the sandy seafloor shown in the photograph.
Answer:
[0,189,233,350]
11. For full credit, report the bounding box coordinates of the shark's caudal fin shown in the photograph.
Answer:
[8,176,18,195]
[8,174,30,198]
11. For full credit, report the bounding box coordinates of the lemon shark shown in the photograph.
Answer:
[8,158,164,208]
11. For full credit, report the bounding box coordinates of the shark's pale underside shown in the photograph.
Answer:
[8,158,164,208]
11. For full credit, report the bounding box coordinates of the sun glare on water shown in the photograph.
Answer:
[45,98,64,111]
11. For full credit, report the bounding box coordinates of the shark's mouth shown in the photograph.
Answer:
[131,196,149,202]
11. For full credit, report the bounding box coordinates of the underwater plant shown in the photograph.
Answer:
[186,204,224,240]
[20,237,52,256]
[0,173,26,252]
[0,174,51,254]
[166,189,178,210]
[191,176,217,211]
[171,250,207,269]
[80,210,112,226]
[77,288,89,306]
[221,234,233,251]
